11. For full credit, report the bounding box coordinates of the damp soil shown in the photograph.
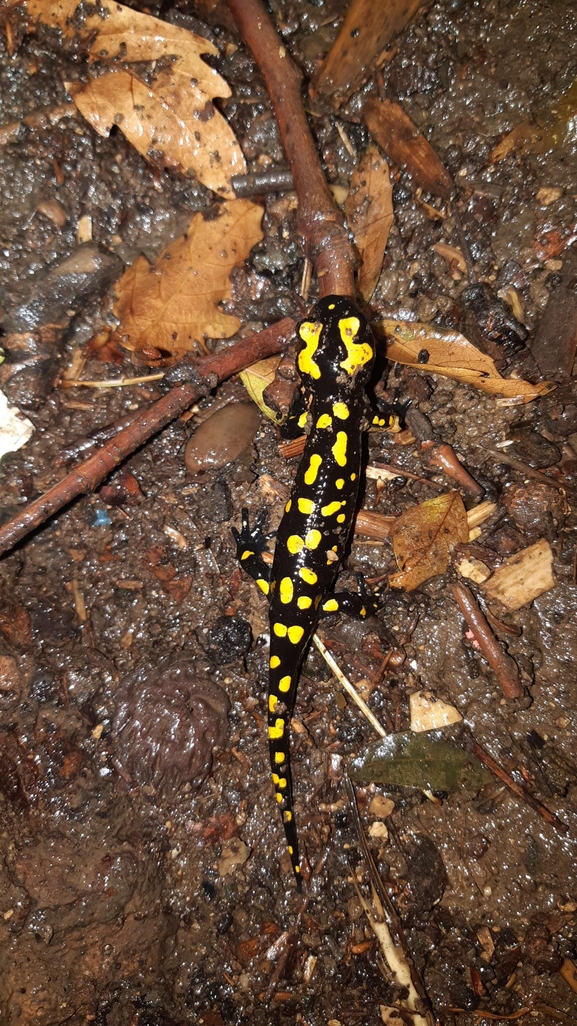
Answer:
[0,0,577,1023]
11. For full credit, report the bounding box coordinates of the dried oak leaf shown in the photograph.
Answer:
[390,492,468,591]
[112,200,263,357]
[345,146,393,303]
[381,320,553,401]
[239,355,282,422]
[11,0,245,195]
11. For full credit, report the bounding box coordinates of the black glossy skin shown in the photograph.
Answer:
[233,295,380,888]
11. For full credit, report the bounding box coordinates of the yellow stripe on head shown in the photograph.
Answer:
[297,321,322,380]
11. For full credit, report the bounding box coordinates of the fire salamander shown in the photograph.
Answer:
[233,295,397,889]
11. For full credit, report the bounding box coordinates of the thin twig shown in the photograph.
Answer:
[0,319,296,557]
[450,581,523,698]
[227,0,356,296]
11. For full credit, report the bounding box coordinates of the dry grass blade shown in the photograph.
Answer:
[312,634,387,738]
[345,146,393,302]
[112,200,263,358]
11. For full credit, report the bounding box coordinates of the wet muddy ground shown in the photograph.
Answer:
[1,0,577,1023]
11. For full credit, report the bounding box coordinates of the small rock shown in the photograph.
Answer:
[537,186,563,206]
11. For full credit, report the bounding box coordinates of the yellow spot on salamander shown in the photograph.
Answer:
[323,598,339,612]
[275,751,285,764]
[270,655,280,669]
[350,472,357,481]
[295,865,301,873]
[297,595,312,609]
[305,529,321,549]
[278,777,287,789]
[288,625,304,644]
[279,675,291,692]
[298,411,308,429]
[257,578,270,595]
[360,606,367,617]
[337,514,346,523]
[285,499,292,513]
[272,773,279,784]
[297,321,322,380]
[273,622,287,637]
[332,431,348,466]
[316,413,332,429]
[321,500,343,516]
[332,401,349,420]
[338,316,374,376]
[269,718,285,739]
[279,577,294,604]
[298,497,315,515]
[287,534,304,554]
[284,810,293,822]
[328,303,335,310]
[269,694,278,713]
[241,550,254,560]
[288,845,293,855]
[335,478,345,490]
[276,792,283,803]
[299,567,318,585]
[304,453,322,485]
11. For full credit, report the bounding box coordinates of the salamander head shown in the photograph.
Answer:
[296,295,375,391]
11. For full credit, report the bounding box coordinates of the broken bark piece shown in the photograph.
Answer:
[0,244,122,408]
[528,249,577,381]
[313,0,425,107]
[483,539,555,611]
[363,98,453,200]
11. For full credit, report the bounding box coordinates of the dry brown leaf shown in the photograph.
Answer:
[381,320,554,401]
[345,146,393,303]
[239,356,282,422]
[112,199,263,357]
[390,492,469,591]
[491,79,577,162]
[10,0,245,195]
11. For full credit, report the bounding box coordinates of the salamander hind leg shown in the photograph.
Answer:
[232,507,273,595]
[319,573,387,620]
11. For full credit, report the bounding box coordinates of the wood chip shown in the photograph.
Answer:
[482,539,555,610]
[314,0,423,106]
[409,690,462,732]
[363,97,453,199]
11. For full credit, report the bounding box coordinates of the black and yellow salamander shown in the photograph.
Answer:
[233,294,393,889]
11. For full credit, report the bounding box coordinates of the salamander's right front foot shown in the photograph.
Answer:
[231,507,273,590]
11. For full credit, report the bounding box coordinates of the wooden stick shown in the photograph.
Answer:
[0,319,295,557]
[450,582,523,699]
[227,0,356,297]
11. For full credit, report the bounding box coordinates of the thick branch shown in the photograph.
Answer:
[0,319,295,557]
[227,0,356,297]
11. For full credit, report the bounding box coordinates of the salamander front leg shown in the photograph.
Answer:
[370,389,411,432]
[231,507,273,596]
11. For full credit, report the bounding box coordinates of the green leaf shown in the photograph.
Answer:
[350,730,492,792]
